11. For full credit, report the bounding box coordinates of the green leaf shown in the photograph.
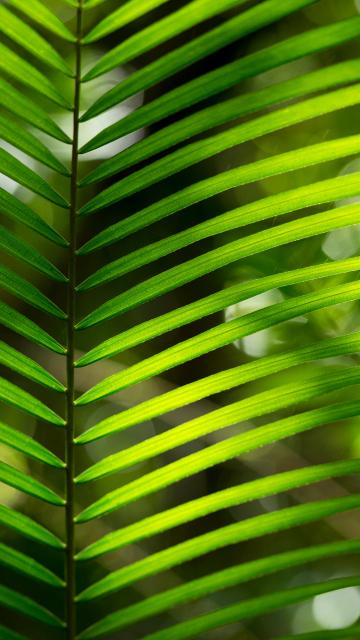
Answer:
[0,377,66,426]
[75,402,360,522]
[83,0,110,7]
[0,375,65,425]
[82,0,109,6]
[0,78,71,144]
[77,209,360,336]
[0,341,65,392]
[0,420,65,468]
[0,624,27,640]
[76,402,360,527]
[0,149,69,208]
[77,174,359,284]
[0,542,64,587]
[79,169,360,265]
[7,0,76,42]
[138,576,360,640]
[80,58,360,187]
[0,115,70,176]
[0,584,65,628]
[0,462,65,506]
[83,0,250,70]
[0,226,68,282]
[0,5,73,76]
[76,495,360,599]
[76,279,360,405]
[0,188,68,247]
[0,43,72,110]
[0,301,66,355]
[79,133,360,229]
[77,458,360,559]
[76,368,360,482]
[0,504,64,549]
[76,330,360,444]
[78,84,360,224]
[76,254,360,368]
[83,0,177,41]
[79,202,360,291]
[77,539,360,636]
[2,2,360,637]
[0,266,67,320]
[79,15,360,137]
[76,372,360,490]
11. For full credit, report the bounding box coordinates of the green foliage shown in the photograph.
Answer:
[0,0,359,639]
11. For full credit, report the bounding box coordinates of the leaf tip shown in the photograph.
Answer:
[81,68,96,83]
[78,140,93,153]
[55,416,67,427]
[78,174,94,187]
[74,392,87,406]
[75,315,91,330]
[74,357,86,367]
[57,235,71,248]
[74,471,86,484]
[78,202,90,215]
[76,278,91,291]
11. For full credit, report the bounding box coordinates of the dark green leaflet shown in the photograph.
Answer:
[0,505,64,548]
[0,188,68,246]
[0,585,65,628]
[0,462,65,505]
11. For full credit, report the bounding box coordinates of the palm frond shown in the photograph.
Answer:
[1,0,359,638]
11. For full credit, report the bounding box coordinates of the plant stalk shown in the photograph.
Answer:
[66,1,83,637]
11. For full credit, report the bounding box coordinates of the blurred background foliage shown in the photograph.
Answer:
[1,0,360,637]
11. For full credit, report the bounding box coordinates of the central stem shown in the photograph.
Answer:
[66,2,83,637]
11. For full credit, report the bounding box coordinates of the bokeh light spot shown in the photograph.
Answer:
[312,586,360,630]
